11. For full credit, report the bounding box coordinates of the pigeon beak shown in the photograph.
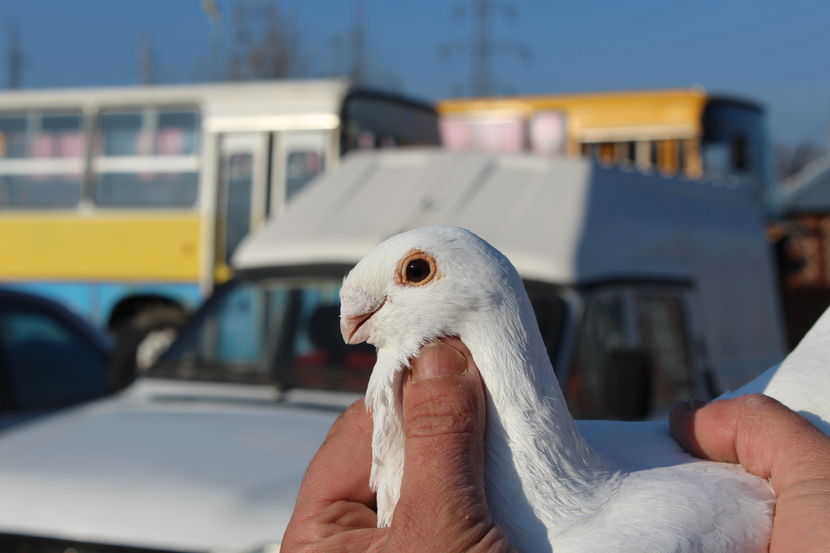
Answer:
[340,286,385,344]
[340,308,380,345]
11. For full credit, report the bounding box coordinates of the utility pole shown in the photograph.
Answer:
[6,21,24,89]
[439,0,531,97]
[349,0,366,84]
[202,0,223,81]
[138,34,157,85]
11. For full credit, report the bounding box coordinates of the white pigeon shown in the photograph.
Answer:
[339,225,784,553]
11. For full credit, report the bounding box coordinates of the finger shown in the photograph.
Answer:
[391,338,492,546]
[669,394,830,492]
[671,394,830,553]
[285,399,376,533]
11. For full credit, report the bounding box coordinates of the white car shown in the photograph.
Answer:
[0,276,364,552]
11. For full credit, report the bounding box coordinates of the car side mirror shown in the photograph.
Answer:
[603,349,652,420]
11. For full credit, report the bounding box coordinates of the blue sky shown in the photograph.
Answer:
[1,0,829,147]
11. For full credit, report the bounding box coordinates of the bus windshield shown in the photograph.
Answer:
[151,275,376,392]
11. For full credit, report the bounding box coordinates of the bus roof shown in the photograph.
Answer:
[233,148,770,286]
[0,79,436,133]
[437,89,762,140]
[0,79,351,109]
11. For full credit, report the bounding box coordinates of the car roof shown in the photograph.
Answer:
[0,287,113,354]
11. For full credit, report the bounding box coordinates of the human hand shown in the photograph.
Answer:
[669,394,830,553]
[281,338,514,553]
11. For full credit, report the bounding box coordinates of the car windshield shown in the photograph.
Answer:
[151,275,376,392]
[151,275,569,391]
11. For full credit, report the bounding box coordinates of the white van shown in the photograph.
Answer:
[0,149,784,551]
[232,148,785,417]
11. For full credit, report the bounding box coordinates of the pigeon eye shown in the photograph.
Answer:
[397,251,438,286]
[406,259,430,282]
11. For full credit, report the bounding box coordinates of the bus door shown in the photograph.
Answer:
[270,130,330,214]
[214,132,270,282]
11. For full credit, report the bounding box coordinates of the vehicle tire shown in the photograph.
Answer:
[110,307,186,389]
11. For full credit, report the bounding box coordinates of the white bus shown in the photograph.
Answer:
[0,79,440,377]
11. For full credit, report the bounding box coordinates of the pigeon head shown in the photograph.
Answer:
[339,226,521,354]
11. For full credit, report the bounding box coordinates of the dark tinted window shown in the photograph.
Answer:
[341,94,440,154]
[634,293,693,413]
[525,283,568,370]
[0,175,82,208]
[286,150,325,200]
[701,100,770,196]
[566,292,627,418]
[153,277,376,392]
[0,304,109,410]
[94,172,198,207]
[0,116,27,158]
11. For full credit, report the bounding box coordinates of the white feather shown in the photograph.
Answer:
[341,226,781,552]
[719,308,830,434]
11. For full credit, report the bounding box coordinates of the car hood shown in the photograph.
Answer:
[0,378,355,552]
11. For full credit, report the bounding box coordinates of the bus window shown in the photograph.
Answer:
[223,153,254,265]
[275,130,329,204]
[703,135,750,178]
[441,115,525,153]
[342,93,440,154]
[677,140,686,174]
[598,142,615,164]
[619,141,636,165]
[99,112,145,156]
[701,100,767,190]
[731,135,749,172]
[286,151,324,201]
[657,139,679,175]
[702,142,730,178]
[93,108,200,208]
[685,138,702,178]
[528,111,566,156]
[0,112,85,209]
[157,111,199,156]
[0,115,28,158]
[579,141,637,167]
[635,141,652,171]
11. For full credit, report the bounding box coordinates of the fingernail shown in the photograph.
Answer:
[410,342,467,381]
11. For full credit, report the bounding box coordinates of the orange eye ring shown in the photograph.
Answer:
[396,250,438,287]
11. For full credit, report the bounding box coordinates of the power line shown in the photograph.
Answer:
[439,0,531,97]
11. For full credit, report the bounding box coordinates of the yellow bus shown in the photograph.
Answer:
[438,88,773,200]
[0,79,439,373]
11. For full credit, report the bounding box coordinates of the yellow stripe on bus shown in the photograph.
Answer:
[0,214,202,281]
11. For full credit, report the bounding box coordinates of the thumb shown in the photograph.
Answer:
[391,338,494,548]
[669,394,830,553]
